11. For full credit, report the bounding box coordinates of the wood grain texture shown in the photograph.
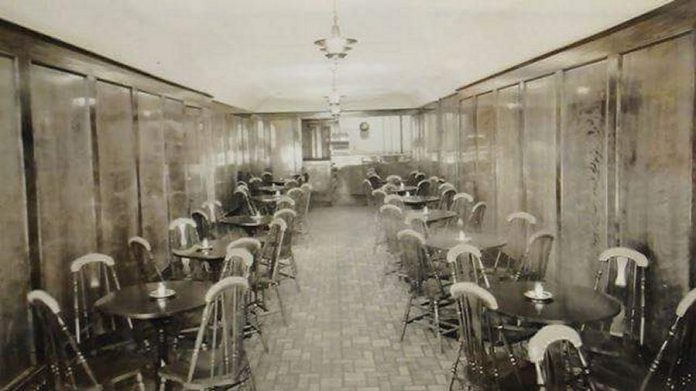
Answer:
[137,91,169,268]
[475,92,497,230]
[618,34,694,346]
[163,98,187,219]
[0,55,31,385]
[458,97,477,196]
[95,80,139,284]
[184,106,208,209]
[31,64,96,307]
[522,75,558,280]
[495,84,524,240]
[560,60,609,287]
[439,95,459,187]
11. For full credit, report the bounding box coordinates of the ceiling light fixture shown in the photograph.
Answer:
[314,0,357,60]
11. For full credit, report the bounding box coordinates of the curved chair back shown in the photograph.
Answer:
[446,244,490,288]
[362,179,375,206]
[367,174,384,189]
[641,288,696,390]
[385,174,402,186]
[233,187,259,216]
[372,189,387,207]
[202,200,223,223]
[221,248,254,279]
[438,182,455,194]
[28,290,101,388]
[414,172,426,184]
[594,247,649,346]
[300,183,312,214]
[384,194,404,209]
[407,170,419,186]
[248,176,262,195]
[397,229,440,296]
[428,176,440,196]
[380,205,406,256]
[287,188,303,211]
[70,253,126,345]
[450,193,474,226]
[261,171,274,185]
[168,217,199,249]
[285,178,299,189]
[273,208,297,258]
[516,231,555,281]
[416,180,430,196]
[128,236,165,283]
[191,209,212,239]
[259,219,287,283]
[528,325,594,389]
[505,211,538,262]
[406,214,430,238]
[468,202,487,232]
[276,195,296,210]
[439,188,456,210]
[183,277,251,386]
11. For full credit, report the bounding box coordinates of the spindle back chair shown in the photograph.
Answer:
[468,202,487,232]
[450,193,474,228]
[446,244,490,288]
[362,179,374,206]
[515,231,555,281]
[384,194,404,209]
[128,236,166,283]
[416,180,431,196]
[191,208,212,240]
[528,325,595,390]
[440,188,456,210]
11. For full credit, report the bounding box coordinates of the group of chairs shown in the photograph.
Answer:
[369,172,696,389]
[27,175,311,389]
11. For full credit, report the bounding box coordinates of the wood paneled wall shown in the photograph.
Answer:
[0,21,255,387]
[410,0,695,347]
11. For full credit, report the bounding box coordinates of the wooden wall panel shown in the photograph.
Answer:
[423,108,440,175]
[164,98,187,218]
[495,85,523,234]
[458,97,477,195]
[31,64,96,307]
[270,118,301,177]
[439,95,459,187]
[559,60,609,286]
[0,55,31,385]
[619,34,694,346]
[522,75,558,280]
[184,106,207,209]
[475,92,497,230]
[137,92,168,267]
[95,81,139,284]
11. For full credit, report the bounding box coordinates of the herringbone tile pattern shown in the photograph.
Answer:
[247,206,455,391]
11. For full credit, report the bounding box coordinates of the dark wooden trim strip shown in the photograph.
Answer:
[690,29,696,289]
[605,54,621,248]
[87,75,103,250]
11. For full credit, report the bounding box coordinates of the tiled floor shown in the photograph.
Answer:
[247,205,456,391]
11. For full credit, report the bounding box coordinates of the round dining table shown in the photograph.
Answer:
[402,195,440,208]
[489,281,621,325]
[219,214,272,235]
[426,230,507,251]
[171,235,242,279]
[95,280,212,366]
[404,209,458,225]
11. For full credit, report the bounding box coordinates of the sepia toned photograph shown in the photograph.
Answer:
[0,0,694,389]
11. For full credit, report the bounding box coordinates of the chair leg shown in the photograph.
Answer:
[274,284,288,326]
[433,300,443,353]
[290,255,300,292]
[400,293,414,341]
[158,378,166,391]
[135,372,145,391]
[255,311,269,353]
[449,340,464,391]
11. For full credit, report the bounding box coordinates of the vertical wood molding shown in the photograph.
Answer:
[519,81,528,211]
[606,54,621,248]
[87,74,103,250]
[132,88,143,237]
[553,70,563,283]
[690,29,696,289]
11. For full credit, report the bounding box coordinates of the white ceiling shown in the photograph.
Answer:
[0,0,671,112]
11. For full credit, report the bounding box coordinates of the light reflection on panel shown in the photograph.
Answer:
[270,118,300,177]
[522,75,557,280]
[560,60,608,286]
[495,84,523,242]
[459,97,477,195]
[31,64,96,306]
[475,92,497,230]
[0,55,31,385]
[619,35,694,346]
[439,95,459,188]
[137,92,169,268]
[184,106,207,208]
[95,81,139,284]
[164,98,187,218]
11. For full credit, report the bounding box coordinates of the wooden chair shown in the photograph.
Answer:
[128,236,168,283]
[261,171,274,185]
[406,170,419,186]
[70,253,132,349]
[385,174,402,186]
[276,195,296,211]
[191,208,213,240]
[446,243,490,288]
[449,193,474,228]
[253,218,289,325]
[448,282,521,390]
[468,201,487,232]
[384,194,404,209]
[371,189,387,208]
[287,188,303,215]
[640,288,696,390]
[28,290,146,390]
[439,188,456,210]
[158,277,256,390]
[397,229,455,352]
[367,174,384,189]
[362,179,374,206]
[416,179,431,196]
[233,187,260,216]
[379,205,406,283]
[272,208,300,291]
[298,183,312,234]
[528,325,596,390]
[406,214,430,238]
[202,200,226,236]
[428,176,440,196]
[414,172,426,184]
[285,178,299,189]
[248,176,262,195]
[493,211,538,275]
[515,231,555,281]
[438,182,455,194]
[169,217,203,279]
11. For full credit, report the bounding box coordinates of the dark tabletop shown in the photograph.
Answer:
[258,185,286,194]
[95,281,211,320]
[405,209,458,224]
[253,194,282,204]
[490,281,621,325]
[394,186,418,195]
[219,214,273,227]
[426,230,507,251]
[171,235,240,261]
[402,195,440,205]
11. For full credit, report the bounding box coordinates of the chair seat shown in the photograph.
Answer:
[482,325,537,346]
[72,350,149,389]
[590,347,649,390]
[160,349,250,390]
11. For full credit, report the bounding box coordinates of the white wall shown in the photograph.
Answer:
[339,115,412,155]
